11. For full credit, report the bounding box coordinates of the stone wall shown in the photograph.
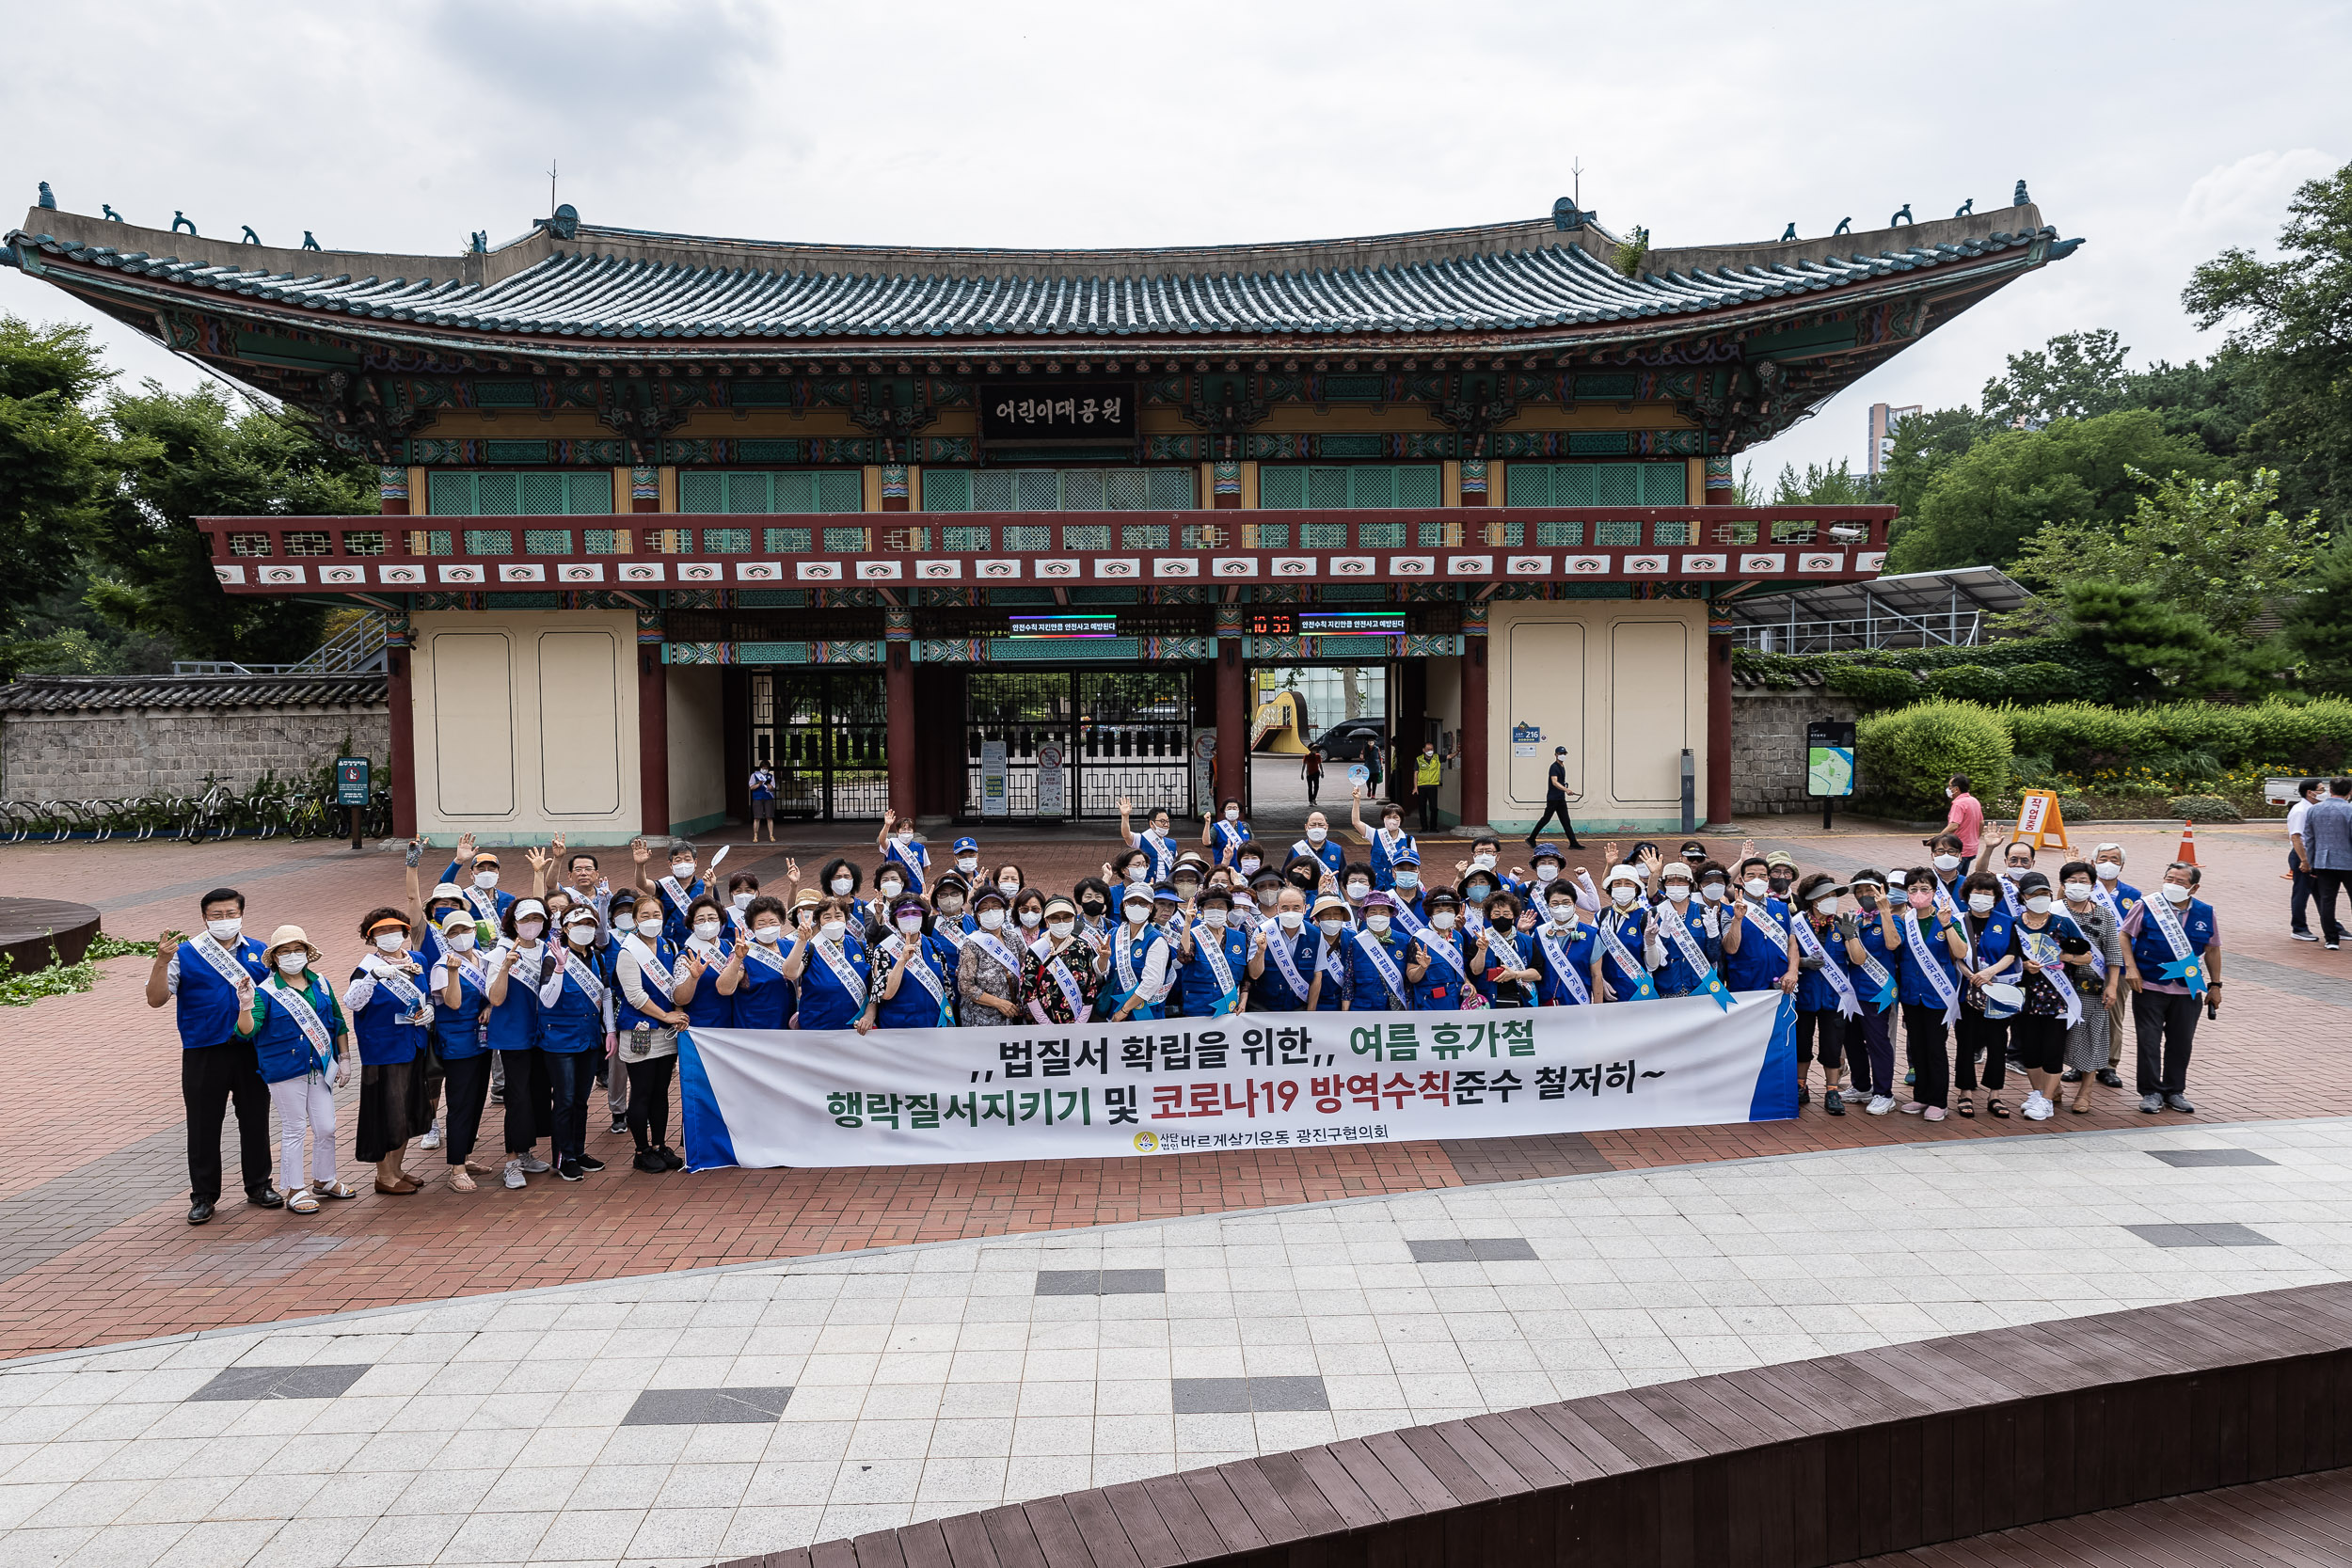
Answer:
[2,703,389,801]
[1731,687,1861,816]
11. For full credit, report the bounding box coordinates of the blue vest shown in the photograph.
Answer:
[431,953,491,1061]
[1794,918,1852,1013]
[483,942,553,1053]
[875,933,955,1029]
[1367,829,1417,891]
[1409,927,1471,1011]
[173,936,268,1050]
[1650,904,1720,997]
[539,955,607,1053]
[884,838,930,895]
[1211,819,1251,866]
[438,862,516,924]
[1474,926,1530,1007]
[1176,926,1251,1017]
[348,956,429,1066]
[2128,896,2215,978]
[796,937,872,1031]
[1898,914,1963,1008]
[614,938,677,1032]
[1964,911,2015,995]
[1349,929,1412,1010]
[1250,927,1317,1011]
[249,974,342,1085]
[1533,923,1598,1006]
[1292,837,1346,877]
[655,876,709,946]
[728,944,796,1030]
[1598,908,1651,1000]
[1108,929,1168,1021]
[1724,899,1795,991]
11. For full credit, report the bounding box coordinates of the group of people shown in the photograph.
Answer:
[153,772,2222,1224]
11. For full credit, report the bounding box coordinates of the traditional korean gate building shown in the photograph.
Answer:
[7,193,2078,840]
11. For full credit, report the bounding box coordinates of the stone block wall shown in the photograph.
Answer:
[1731,687,1861,816]
[2,704,389,801]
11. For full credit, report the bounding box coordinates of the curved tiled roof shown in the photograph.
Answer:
[5,224,2072,342]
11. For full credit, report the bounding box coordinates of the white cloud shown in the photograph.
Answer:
[2176,148,2340,245]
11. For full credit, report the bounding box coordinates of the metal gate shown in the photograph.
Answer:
[749,671,889,821]
[964,670,1194,820]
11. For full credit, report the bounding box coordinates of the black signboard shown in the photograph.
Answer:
[979,383,1136,442]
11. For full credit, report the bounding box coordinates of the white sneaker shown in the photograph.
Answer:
[1867,1095,1895,1116]
[517,1153,551,1174]
[502,1159,527,1190]
[419,1121,443,1150]
[2022,1093,2054,1121]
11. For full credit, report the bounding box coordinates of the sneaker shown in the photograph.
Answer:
[2292,930,2319,942]
[575,1154,606,1173]
[556,1159,583,1182]
[2328,943,2341,951]
[1924,1106,1947,1122]
[2022,1093,2053,1121]
[489,1089,505,1106]
[517,1153,551,1174]
[633,1149,667,1173]
[2139,1093,2166,1114]
[1867,1095,1895,1116]
[1899,1101,1927,1116]
[419,1121,443,1150]
[658,1146,685,1170]
[1824,1089,1845,1116]
[1798,1085,1811,1106]
[2166,1093,2197,1114]
[1904,1069,1916,1085]
[502,1159,526,1190]
[449,1167,476,1193]
[610,1117,628,1135]
[2097,1069,2124,1088]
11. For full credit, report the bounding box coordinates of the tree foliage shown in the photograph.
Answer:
[2280,548,2352,695]
[0,320,122,643]
[1978,328,2134,429]
[2053,580,2236,701]
[1768,458,1871,505]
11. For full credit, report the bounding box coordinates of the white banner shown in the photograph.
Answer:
[679,994,1797,1169]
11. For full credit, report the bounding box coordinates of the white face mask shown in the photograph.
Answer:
[1048,919,1075,939]
[1306,826,1327,843]
[1743,879,1769,899]
[473,870,500,891]
[2096,862,2121,880]
[1239,858,1262,875]
[693,919,723,942]
[830,877,854,895]
[2064,881,2092,902]
[1967,894,1996,915]
[1701,884,1726,903]
[516,919,545,942]
[1932,854,1962,873]
[937,894,965,914]
[1174,882,1200,900]
[1665,885,1692,904]
[1019,910,1042,928]
[2160,881,2194,904]
[1202,908,1228,928]
[1394,870,1421,890]
[1384,819,1403,835]
[957,855,978,874]
[898,914,924,935]
[1346,882,1370,901]
[977,909,1006,931]
[1813,896,1838,915]
[2023,895,2053,915]
[670,862,694,881]
[276,952,309,975]
[445,929,476,953]
[1534,865,1559,884]
[373,931,406,953]
[566,922,597,946]
[1224,807,1241,822]
[753,925,784,944]
[821,920,848,942]
[1366,914,1392,934]
[1127,866,1150,883]
[206,916,243,942]
[894,830,913,845]
[1318,918,1344,937]
[878,879,902,899]
[1610,886,1635,907]
[1277,909,1305,929]
[1126,904,1153,926]
[732,892,755,911]
[1472,853,1497,872]
[1430,910,1456,931]
[1549,904,1576,925]
[637,916,664,938]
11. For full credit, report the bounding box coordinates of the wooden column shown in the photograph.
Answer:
[639,645,670,838]
[378,465,410,516]
[1707,611,1735,827]
[387,642,417,838]
[1704,453,1736,505]
[885,608,917,820]
[1216,605,1248,813]
[1457,611,1489,832]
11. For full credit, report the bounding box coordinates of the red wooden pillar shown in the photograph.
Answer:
[1707,610,1735,827]
[639,646,670,839]
[387,642,417,838]
[885,608,917,820]
[1458,613,1489,832]
[1215,605,1248,813]
[379,464,410,516]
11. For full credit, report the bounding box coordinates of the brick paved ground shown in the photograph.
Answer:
[0,813,2338,1360]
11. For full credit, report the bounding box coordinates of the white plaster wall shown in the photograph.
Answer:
[665,665,726,834]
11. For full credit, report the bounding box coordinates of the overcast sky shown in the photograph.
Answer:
[6,0,2344,481]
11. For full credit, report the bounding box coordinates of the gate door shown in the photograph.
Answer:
[962,670,1196,819]
[752,670,888,821]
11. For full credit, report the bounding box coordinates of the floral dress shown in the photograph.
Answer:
[955,930,1024,1028]
[1021,936,1104,1023]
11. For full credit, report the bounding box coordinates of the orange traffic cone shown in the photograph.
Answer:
[2177,820,2197,866]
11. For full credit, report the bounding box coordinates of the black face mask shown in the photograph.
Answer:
[1290,873,1316,891]
[1081,899,1105,916]
[1769,876,1793,895]
[1855,891,1879,911]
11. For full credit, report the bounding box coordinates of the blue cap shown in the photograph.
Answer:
[1151,881,1183,903]
[1391,846,1422,866]
[952,836,978,853]
[1529,842,1566,864]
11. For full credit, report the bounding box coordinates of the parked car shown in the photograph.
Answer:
[1311,721,1388,766]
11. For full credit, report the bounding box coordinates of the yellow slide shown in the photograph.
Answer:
[1250,691,1311,754]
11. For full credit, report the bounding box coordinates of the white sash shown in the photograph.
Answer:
[1899,909,1963,1023]
[366,956,435,1024]
[465,884,501,924]
[2017,923,2083,1026]
[1537,925,1593,1006]
[1658,910,1720,993]
[886,933,951,1020]
[1932,878,1962,920]
[2092,883,2125,927]
[1139,829,1174,879]
[887,839,926,890]
[1998,875,2024,920]
[1789,918,1862,1020]
[1391,897,1428,942]
[742,939,788,979]
[1214,821,1248,862]
[812,937,868,1011]
[1195,927,1239,1011]
[935,920,969,953]
[1264,927,1311,999]
[659,874,695,918]
[190,934,254,990]
[1847,926,1899,1011]
[1031,940,1090,1022]
[1417,927,1468,980]
[1112,928,1150,995]
[1377,827,1408,867]
[269,977,335,1074]
[1352,928,1406,1007]
[625,935,675,1002]
[968,930,1022,978]
[1597,915,1653,999]
[561,947,607,1015]
[1291,837,1332,865]
[1740,903,1791,957]
[2143,894,2208,993]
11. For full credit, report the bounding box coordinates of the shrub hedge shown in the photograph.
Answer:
[1855,700,2014,815]
[2005,697,2352,777]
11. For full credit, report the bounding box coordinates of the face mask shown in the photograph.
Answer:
[894,830,913,845]
[878,879,903,898]
[1701,883,1726,904]
[1665,885,1691,904]
[1384,818,1403,834]
[753,925,783,944]
[732,892,755,911]
[1127,866,1150,883]
[2064,881,2092,901]
[1306,826,1327,843]
[637,916,664,938]
[1257,888,1280,909]
[956,856,978,874]
[207,917,243,942]
[1048,919,1075,939]
[821,920,847,942]
[1346,881,1370,901]
[2096,862,2121,880]
[1609,886,1635,907]
[1202,909,1227,929]
[1812,896,1838,915]
[1947,786,1958,800]
[276,952,309,975]
[446,930,476,953]
[1743,879,1769,899]
[474,870,500,891]
[693,920,723,942]
[1549,905,1576,925]
[1081,898,1104,916]
[977,910,1005,931]
[1967,894,1996,915]
[2160,881,2193,904]
[1224,807,1240,822]
[2024,895,2053,915]
[1394,871,1421,891]
[1932,854,1962,873]
[1019,911,1042,929]
[897,914,923,935]
[1909,890,1934,911]
[1465,882,1492,903]
[1239,858,1262,875]
[831,878,853,895]
[938,895,965,915]
[1769,877,1792,896]
[1367,914,1392,935]
[567,923,597,946]
[1430,911,1456,931]
[1174,881,1200,900]
[1856,890,1880,910]
[2006,862,2032,876]
[1472,853,1497,872]
[1126,905,1153,926]
[670,863,694,881]
[373,931,406,953]
[1534,865,1560,884]
[517,919,545,942]
[1277,909,1305,930]
[1319,918,1344,937]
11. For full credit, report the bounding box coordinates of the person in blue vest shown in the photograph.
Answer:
[1289,810,1346,882]
[1246,885,1313,1011]
[1171,884,1252,1018]
[1337,863,1376,927]
[866,896,959,1030]
[2120,860,2222,1115]
[613,890,690,1173]
[484,898,557,1189]
[1344,890,1412,1012]
[2001,870,2097,1122]
[784,895,875,1031]
[673,895,737,1034]
[632,837,709,946]
[1786,873,1856,1113]
[876,809,930,895]
[1118,798,1182,885]
[1404,889,1483,1010]
[1475,889,1539,1006]
[1595,866,1656,1005]
[718,894,797,1032]
[1643,860,1720,999]
[428,907,501,1191]
[343,908,435,1194]
[1719,859,1801,997]
[1305,894,1352,1011]
[432,834,522,927]
[235,924,358,1215]
[1531,881,1602,1006]
[1837,869,1907,1117]
[1202,798,1252,870]
[2088,841,2145,1089]
[533,905,612,1181]
[1924,833,1969,911]
[1348,785,1418,891]
[1386,847,1432,928]
[1893,866,1972,1122]
[1952,870,2020,1120]
[1100,882,1172,1023]
[146,885,280,1225]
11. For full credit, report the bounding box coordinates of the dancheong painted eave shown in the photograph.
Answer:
[4,199,2080,355]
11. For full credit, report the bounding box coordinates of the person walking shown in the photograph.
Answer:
[1298,743,1325,805]
[1944,774,1985,862]
[147,888,281,1225]
[2306,777,2352,951]
[1410,741,1444,833]
[2288,778,2324,941]
[1527,746,1585,849]
[2122,861,2223,1112]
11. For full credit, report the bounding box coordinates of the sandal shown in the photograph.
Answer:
[1957,1099,1975,1118]
[311,1180,359,1200]
[373,1176,420,1196]
[286,1187,320,1214]
[2070,1097,2092,1114]
[1987,1100,2010,1120]
[448,1167,477,1192]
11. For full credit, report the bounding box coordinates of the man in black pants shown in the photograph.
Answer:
[1527,745,1585,849]
[145,887,283,1223]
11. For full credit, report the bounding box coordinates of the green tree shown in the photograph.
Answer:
[1877,405,1989,518]
[1769,457,1872,505]
[1883,409,2215,573]
[2184,160,2352,529]
[2055,580,2236,701]
[0,318,120,644]
[1979,328,2133,428]
[85,385,373,665]
[2279,547,2352,694]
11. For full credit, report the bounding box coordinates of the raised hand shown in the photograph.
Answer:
[1603,840,1620,865]
[455,832,477,862]
[783,858,801,883]
[882,808,898,831]
[1119,796,1133,816]
[524,846,549,871]
[1637,847,1663,877]
[550,831,566,858]
[1739,838,1756,863]
[630,836,651,865]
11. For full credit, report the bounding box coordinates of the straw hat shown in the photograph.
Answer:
[262,924,321,961]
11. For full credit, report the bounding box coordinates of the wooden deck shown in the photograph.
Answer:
[1857,1466,2352,1565]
